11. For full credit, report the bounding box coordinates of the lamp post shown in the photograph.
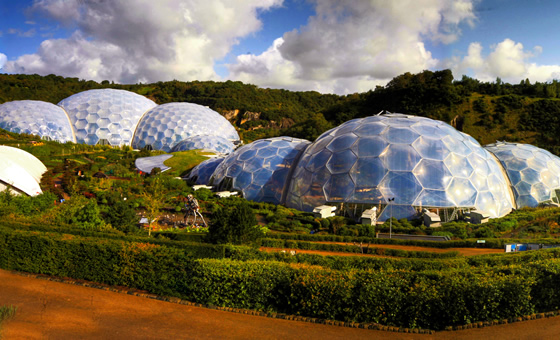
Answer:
[388,197,395,238]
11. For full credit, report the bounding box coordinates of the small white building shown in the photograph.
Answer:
[313,205,336,219]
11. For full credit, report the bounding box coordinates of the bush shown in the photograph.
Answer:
[207,200,263,245]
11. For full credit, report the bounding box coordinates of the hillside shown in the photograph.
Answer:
[1,71,559,151]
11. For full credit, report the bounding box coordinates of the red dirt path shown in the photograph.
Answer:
[263,243,504,257]
[2,269,560,339]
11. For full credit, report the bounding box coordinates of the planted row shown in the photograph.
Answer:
[2,226,560,329]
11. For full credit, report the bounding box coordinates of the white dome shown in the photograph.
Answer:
[0,100,75,143]
[0,146,46,196]
[131,102,239,152]
[58,89,157,146]
[171,135,235,154]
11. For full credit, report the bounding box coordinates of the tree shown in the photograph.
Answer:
[104,198,138,233]
[141,177,165,236]
[207,200,262,245]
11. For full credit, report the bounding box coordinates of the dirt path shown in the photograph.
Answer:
[267,241,504,257]
[2,270,560,340]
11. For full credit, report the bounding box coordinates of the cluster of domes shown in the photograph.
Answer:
[190,113,560,221]
[0,146,46,196]
[0,89,240,151]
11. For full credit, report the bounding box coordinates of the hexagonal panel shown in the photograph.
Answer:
[326,149,358,174]
[379,172,422,205]
[381,144,422,171]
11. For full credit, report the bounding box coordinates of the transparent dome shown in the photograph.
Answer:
[0,100,75,143]
[58,89,157,146]
[286,113,514,220]
[210,137,310,204]
[187,157,224,185]
[485,142,560,207]
[171,135,235,154]
[131,102,239,152]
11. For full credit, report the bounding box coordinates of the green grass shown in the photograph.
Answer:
[163,150,211,177]
[0,304,17,333]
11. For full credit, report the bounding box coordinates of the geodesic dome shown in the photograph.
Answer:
[131,102,239,152]
[210,137,310,204]
[171,135,235,154]
[187,157,224,185]
[285,113,514,221]
[0,146,46,196]
[0,100,75,143]
[485,142,560,207]
[58,89,157,146]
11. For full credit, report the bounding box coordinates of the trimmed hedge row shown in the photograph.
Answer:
[267,232,560,249]
[0,221,223,259]
[260,238,460,258]
[2,226,560,330]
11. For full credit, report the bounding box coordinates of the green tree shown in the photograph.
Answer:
[207,200,262,245]
[104,198,138,233]
[141,178,165,236]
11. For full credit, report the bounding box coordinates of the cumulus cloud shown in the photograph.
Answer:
[0,53,7,70]
[229,0,477,94]
[5,0,282,83]
[446,38,560,83]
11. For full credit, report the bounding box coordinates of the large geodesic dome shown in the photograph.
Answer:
[171,135,235,154]
[0,146,46,196]
[58,89,157,146]
[132,102,239,152]
[187,157,224,185]
[485,142,560,208]
[285,113,515,221]
[210,137,310,204]
[0,100,75,143]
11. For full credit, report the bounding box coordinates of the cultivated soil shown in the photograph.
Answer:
[2,269,560,340]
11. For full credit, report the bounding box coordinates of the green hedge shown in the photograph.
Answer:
[2,225,560,330]
[0,221,224,259]
[260,238,460,258]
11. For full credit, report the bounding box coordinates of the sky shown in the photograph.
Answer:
[1,0,559,95]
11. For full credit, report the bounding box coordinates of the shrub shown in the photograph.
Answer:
[207,201,263,245]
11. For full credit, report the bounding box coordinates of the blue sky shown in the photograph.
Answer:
[1,0,559,94]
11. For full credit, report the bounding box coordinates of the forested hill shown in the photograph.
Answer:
[1,70,560,153]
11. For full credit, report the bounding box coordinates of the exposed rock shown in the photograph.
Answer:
[240,111,262,125]
[450,115,464,131]
[221,109,240,122]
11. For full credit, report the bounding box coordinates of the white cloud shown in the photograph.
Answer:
[229,0,477,94]
[0,53,7,70]
[447,38,560,83]
[5,0,283,83]
[7,28,36,38]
